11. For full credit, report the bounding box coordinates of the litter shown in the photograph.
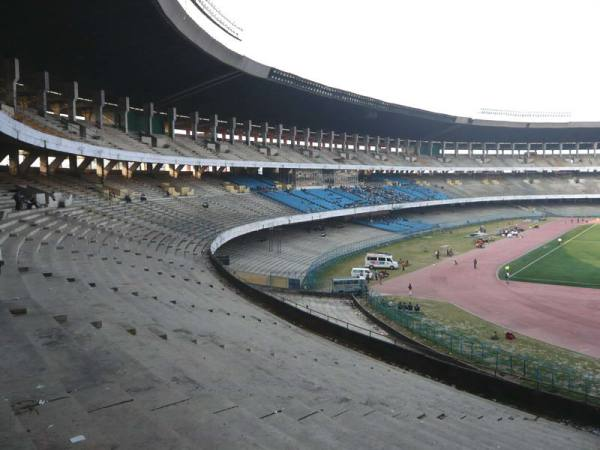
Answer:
[70,435,86,444]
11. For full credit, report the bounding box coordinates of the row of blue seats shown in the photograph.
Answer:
[356,217,433,234]
[228,175,276,190]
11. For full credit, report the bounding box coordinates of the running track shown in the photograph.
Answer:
[377,218,600,358]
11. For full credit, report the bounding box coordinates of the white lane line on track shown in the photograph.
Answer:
[509,222,598,279]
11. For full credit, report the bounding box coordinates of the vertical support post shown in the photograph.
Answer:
[365,135,370,152]
[291,126,297,148]
[119,97,129,133]
[246,120,252,145]
[39,70,49,117]
[353,134,359,152]
[212,114,219,142]
[468,142,473,158]
[343,132,348,151]
[277,124,283,148]
[305,128,310,149]
[385,137,390,153]
[95,158,104,179]
[375,136,381,153]
[144,102,154,135]
[329,131,335,151]
[67,81,79,122]
[6,58,19,110]
[594,142,598,158]
[39,152,49,177]
[69,155,77,173]
[8,149,18,176]
[193,165,203,179]
[263,122,269,145]
[229,117,236,144]
[511,142,516,156]
[417,140,422,156]
[192,111,199,141]
[317,129,323,149]
[167,107,176,139]
[481,142,486,160]
[95,89,106,129]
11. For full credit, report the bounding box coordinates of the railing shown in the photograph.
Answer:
[366,293,600,403]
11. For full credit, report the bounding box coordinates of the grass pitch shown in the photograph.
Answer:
[503,221,600,288]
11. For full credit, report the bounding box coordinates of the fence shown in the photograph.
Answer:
[366,293,600,403]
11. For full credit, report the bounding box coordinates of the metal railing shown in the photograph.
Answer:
[367,293,600,403]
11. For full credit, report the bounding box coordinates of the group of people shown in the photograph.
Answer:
[397,301,421,312]
[13,190,40,210]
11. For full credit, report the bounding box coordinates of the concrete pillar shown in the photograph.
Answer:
[121,162,130,178]
[8,149,18,176]
[365,135,370,152]
[375,136,381,153]
[329,131,335,151]
[576,142,581,156]
[48,155,66,175]
[246,120,252,145]
[39,152,49,176]
[468,142,473,158]
[594,142,598,158]
[395,138,401,153]
[69,155,77,173]
[67,81,79,122]
[211,114,219,142]
[342,132,348,150]
[511,142,516,156]
[454,142,459,155]
[417,140,422,156]
[291,126,297,148]
[5,58,19,110]
[167,107,176,139]
[38,71,49,117]
[441,141,446,157]
[192,111,199,141]
[385,137,390,153]
[95,158,105,179]
[19,152,38,173]
[229,117,236,144]
[278,124,283,148]
[263,122,269,145]
[542,142,547,156]
[317,130,323,149]
[305,128,310,149]
[193,165,203,179]
[481,142,486,159]
[144,102,154,135]
[168,164,179,178]
[119,97,129,133]
[353,134,359,152]
[95,90,106,129]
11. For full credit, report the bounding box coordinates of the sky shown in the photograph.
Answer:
[180,0,600,122]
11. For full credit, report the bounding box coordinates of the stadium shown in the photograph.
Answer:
[1,1,600,448]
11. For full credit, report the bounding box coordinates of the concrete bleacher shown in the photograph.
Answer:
[1,172,599,448]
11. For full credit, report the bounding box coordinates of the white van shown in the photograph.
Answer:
[365,252,399,270]
[351,267,373,280]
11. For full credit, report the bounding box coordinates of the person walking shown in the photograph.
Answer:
[473,258,478,269]
[408,283,413,297]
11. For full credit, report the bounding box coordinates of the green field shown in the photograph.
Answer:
[503,222,600,288]
[314,218,539,290]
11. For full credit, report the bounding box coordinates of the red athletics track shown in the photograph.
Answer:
[376,218,600,358]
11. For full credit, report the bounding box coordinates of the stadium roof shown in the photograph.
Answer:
[4,0,600,142]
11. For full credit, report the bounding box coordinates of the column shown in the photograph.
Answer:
[167,107,176,139]
[263,122,269,145]
[385,137,390,153]
[343,132,348,151]
[39,152,49,177]
[365,135,370,152]
[95,89,106,129]
[291,126,297,148]
[594,142,598,158]
[353,134,359,152]
[417,140,422,156]
[375,136,381,153]
[317,129,323,149]
[6,58,19,110]
[144,102,154,135]
[468,142,473,158]
[246,120,252,145]
[229,116,237,144]
[38,70,49,117]
[192,111,199,141]
[119,96,129,133]
[305,128,310,149]
[277,124,283,148]
[8,149,18,176]
[211,114,219,142]
[67,81,79,122]
[329,131,335,151]
[95,158,104,179]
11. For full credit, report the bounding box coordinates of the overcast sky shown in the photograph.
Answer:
[181,0,600,122]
